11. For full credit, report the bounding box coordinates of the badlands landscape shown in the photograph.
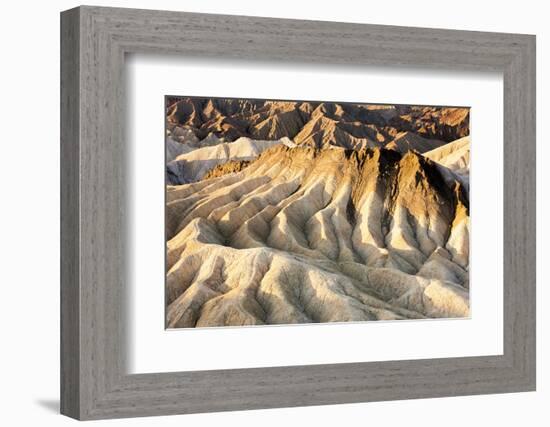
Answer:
[165,97,470,328]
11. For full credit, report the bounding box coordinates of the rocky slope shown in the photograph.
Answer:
[166,136,294,184]
[424,136,470,176]
[424,136,470,193]
[166,145,470,328]
[166,98,469,152]
[202,159,252,180]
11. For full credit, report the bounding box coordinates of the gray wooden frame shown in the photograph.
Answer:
[60,5,536,420]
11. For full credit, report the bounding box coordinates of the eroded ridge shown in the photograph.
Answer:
[166,98,469,151]
[166,145,469,328]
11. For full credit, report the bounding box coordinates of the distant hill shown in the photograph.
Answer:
[166,98,469,151]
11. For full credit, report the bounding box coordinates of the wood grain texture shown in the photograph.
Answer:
[60,7,80,419]
[60,6,536,420]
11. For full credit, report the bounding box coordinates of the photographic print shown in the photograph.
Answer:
[165,97,470,329]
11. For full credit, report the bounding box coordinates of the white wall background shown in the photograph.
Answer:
[0,1,546,425]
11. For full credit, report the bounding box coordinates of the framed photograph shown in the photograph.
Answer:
[60,6,536,420]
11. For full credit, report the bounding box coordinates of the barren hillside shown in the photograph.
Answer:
[166,145,469,328]
[166,98,469,152]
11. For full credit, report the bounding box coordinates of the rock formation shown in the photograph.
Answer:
[166,136,294,184]
[166,98,469,152]
[423,136,470,194]
[164,97,470,328]
[202,159,252,180]
[166,145,470,328]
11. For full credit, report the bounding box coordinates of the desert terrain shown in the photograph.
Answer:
[165,98,470,328]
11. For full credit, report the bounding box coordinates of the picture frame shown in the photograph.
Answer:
[60,5,536,420]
